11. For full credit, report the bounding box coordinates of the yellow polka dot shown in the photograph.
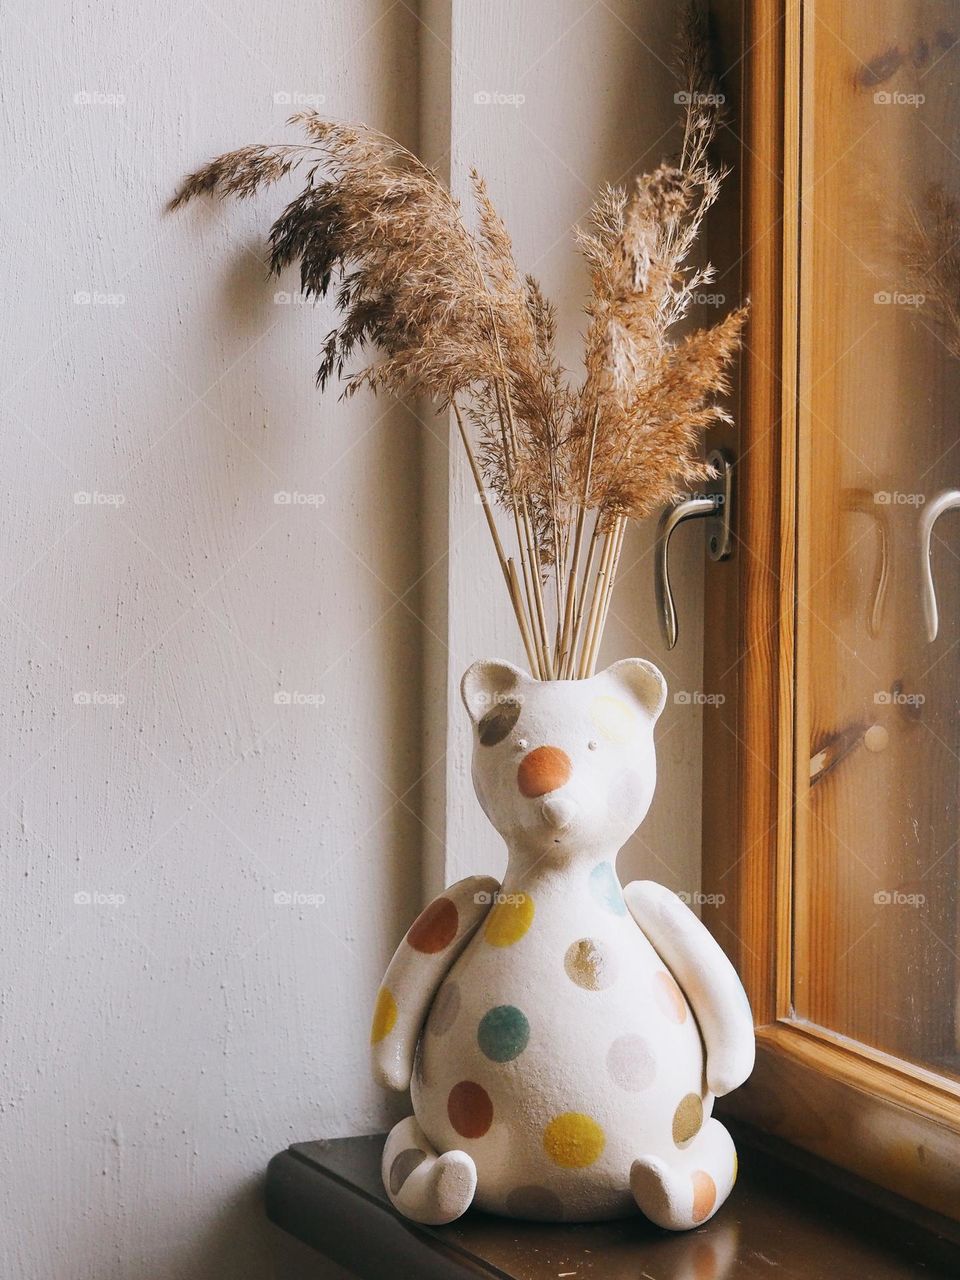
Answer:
[370,987,397,1043]
[483,893,535,947]
[543,1112,606,1168]
[591,695,636,744]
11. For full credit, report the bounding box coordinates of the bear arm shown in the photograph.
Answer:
[370,874,500,1092]
[623,879,755,1096]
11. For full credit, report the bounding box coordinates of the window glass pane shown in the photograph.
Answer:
[794,0,960,1079]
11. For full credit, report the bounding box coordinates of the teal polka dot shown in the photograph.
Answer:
[478,1005,530,1062]
[590,861,627,915]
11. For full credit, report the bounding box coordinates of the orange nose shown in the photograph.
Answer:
[517,746,572,798]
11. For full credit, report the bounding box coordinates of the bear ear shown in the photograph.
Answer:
[601,658,668,722]
[460,659,529,727]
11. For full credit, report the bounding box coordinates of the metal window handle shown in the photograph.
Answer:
[921,488,960,642]
[655,451,733,650]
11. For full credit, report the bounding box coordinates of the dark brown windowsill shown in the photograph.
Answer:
[265,1122,960,1279]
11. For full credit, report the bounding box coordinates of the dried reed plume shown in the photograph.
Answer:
[904,184,960,359]
[171,2,745,679]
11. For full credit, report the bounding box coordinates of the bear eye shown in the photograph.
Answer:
[588,740,598,751]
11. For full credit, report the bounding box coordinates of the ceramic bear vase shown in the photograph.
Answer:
[370,657,755,1230]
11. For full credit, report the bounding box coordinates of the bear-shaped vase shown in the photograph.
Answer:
[370,657,755,1230]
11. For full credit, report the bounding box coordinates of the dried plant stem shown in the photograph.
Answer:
[507,558,541,678]
[556,406,600,675]
[587,516,627,676]
[577,526,617,679]
[490,327,554,677]
[525,502,554,679]
[512,496,544,674]
[454,401,540,675]
[565,519,601,679]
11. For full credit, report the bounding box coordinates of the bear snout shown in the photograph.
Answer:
[517,745,572,798]
[540,795,577,831]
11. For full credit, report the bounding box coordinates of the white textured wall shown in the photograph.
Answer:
[0,2,702,1277]
[0,3,420,1277]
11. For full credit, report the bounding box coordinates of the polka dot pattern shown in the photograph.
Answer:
[484,893,535,947]
[370,987,397,1044]
[478,1005,530,1063]
[606,1034,656,1091]
[478,697,522,746]
[672,1092,704,1146]
[429,981,460,1035]
[564,937,619,991]
[448,1081,494,1138]
[589,861,627,916]
[543,1112,606,1168]
[406,896,459,953]
[389,1147,426,1195]
[591,695,636,744]
[517,746,572,798]
[505,1185,564,1220]
[691,1169,717,1223]
[653,969,688,1023]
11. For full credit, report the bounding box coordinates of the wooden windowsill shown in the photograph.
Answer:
[265,1123,960,1279]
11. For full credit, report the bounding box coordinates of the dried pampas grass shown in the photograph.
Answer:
[171,2,746,679]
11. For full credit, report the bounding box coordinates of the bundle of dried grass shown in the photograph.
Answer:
[172,2,745,679]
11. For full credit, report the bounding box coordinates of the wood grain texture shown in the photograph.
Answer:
[702,0,790,1027]
[707,0,960,1220]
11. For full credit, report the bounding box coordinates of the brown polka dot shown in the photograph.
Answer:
[517,746,572,798]
[606,1034,656,1091]
[447,1081,493,1138]
[389,1147,426,1195]
[429,981,460,1035]
[407,896,459,953]
[672,1093,704,1146]
[691,1169,717,1223]
[564,937,618,990]
[653,969,688,1023]
[478,697,522,746]
[504,1185,564,1220]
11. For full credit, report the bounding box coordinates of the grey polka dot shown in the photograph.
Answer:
[429,981,460,1035]
[389,1147,426,1195]
[478,697,522,746]
[505,1184,564,1220]
[606,1033,657,1091]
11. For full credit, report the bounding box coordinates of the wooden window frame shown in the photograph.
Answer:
[702,0,960,1219]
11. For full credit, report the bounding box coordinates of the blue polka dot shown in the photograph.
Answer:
[590,861,627,915]
[478,1005,530,1062]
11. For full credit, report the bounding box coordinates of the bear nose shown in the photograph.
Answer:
[541,796,577,831]
[517,745,572,798]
